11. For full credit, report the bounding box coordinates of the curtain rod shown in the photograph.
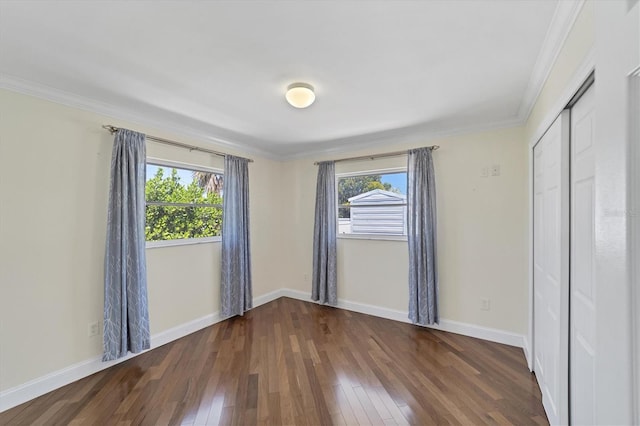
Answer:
[313,145,439,165]
[102,125,254,163]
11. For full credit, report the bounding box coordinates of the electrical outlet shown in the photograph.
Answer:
[480,166,489,177]
[491,165,501,176]
[304,274,309,282]
[88,321,100,337]
[480,298,491,311]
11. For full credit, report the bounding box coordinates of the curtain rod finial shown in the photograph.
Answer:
[102,125,118,134]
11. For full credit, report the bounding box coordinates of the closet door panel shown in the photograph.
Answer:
[570,85,596,426]
[533,111,570,426]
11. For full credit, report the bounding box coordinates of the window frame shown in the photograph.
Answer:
[335,166,408,242]
[145,157,224,249]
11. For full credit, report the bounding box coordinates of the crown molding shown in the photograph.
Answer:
[0,74,525,161]
[0,74,280,161]
[518,0,586,122]
[528,46,594,148]
[279,115,524,161]
[1,74,525,162]
[0,2,584,162]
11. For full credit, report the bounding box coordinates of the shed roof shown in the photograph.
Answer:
[348,189,406,203]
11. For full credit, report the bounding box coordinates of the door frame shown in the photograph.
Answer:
[630,67,640,425]
[526,54,595,371]
[527,59,595,426]
[531,111,571,426]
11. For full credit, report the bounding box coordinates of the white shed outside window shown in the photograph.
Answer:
[344,189,407,235]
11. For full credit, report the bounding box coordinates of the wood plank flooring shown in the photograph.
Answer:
[0,297,547,425]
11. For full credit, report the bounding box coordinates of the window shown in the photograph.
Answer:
[145,161,223,246]
[337,169,407,238]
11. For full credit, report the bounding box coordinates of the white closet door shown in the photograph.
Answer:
[533,111,570,426]
[570,85,596,425]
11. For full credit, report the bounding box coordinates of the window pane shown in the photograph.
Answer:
[337,172,407,236]
[145,205,222,241]
[146,165,223,204]
[338,206,351,219]
[145,164,224,242]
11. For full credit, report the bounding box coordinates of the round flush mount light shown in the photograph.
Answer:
[286,83,315,108]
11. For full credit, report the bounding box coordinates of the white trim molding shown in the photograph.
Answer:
[0,75,278,161]
[146,236,221,249]
[280,116,523,161]
[527,135,536,373]
[630,70,640,425]
[528,47,595,148]
[523,336,532,371]
[523,21,594,397]
[0,288,526,412]
[525,49,595,400]
[0,0,586,164]
[0,73,525,162]
[0,311,215,412]
[518,0,586,122]
[280,289,525,348]
[146,157,223,175]
[337,234,408,242]
[0,288,285,412]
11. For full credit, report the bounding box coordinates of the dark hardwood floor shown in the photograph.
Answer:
[0,297,547,425]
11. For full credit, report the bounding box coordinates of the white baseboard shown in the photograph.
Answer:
[429,318,525,348]
[523,336,533,371]
[252,288,286,308]
[0,288,285,413]
[0,316,220,413]
[280,288,525,348]
[0,287,524,412]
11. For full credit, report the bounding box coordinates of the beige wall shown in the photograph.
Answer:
[0,90,529,395]
[4,0,635,419]
[1,2,632,415]
[281,126,529,334]
[0,89,283,392]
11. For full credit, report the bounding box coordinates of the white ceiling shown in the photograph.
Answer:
[0,1,573,158]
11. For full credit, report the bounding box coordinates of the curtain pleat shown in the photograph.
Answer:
[407,147,438,325]
[103,129,150,361]
[221,155,252,317]
[312,161,337,305]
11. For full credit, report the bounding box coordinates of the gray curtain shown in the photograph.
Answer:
[407,147,438,325]
[312,161,337,305]
[103,129,150,361]
[221,155,252,317]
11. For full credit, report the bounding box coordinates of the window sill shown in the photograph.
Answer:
[337,233,408,242]
[146,236,221,249]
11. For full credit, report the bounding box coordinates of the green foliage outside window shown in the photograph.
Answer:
[145,167,223,241]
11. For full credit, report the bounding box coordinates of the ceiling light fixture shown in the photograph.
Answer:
[286,83,315,108]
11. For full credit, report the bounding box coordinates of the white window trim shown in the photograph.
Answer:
[336,166,408,242]
[337,233,407,242]
[147,157,223,175]
[145,157,224,248]
[146,236,221,249]
[336,166,406,178]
